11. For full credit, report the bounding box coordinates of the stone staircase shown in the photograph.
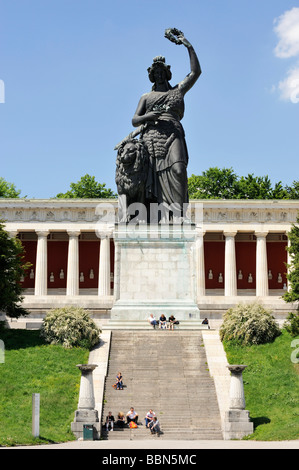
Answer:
[101,330,223,440]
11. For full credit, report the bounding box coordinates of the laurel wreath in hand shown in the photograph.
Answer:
[165,28,184,45]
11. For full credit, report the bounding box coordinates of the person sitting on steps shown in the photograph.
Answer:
[126,407,139,425]
[149,416,161,435]
[168,314,179,330]
[202,318,210,329]
[145,409,156,427]
[148,313,158,329]
[159,314,167,329]
[116,371,123,390]
[106,411,115,432]
[116,411,125,428]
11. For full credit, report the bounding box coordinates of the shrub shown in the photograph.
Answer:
[40,306,101,349]
[219,303,281,346]
[284,311,299,337]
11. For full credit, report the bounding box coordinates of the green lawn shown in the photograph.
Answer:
[0,329,89,446]
[223,329,299,441]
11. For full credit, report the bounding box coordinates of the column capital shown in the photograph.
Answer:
[67,230,81,238]
[255,231,268,238]
[223,230,237,238]
[96,224,114,239]
[35,230,49,238]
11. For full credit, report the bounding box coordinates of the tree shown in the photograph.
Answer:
[56,174,117,199]
[236,174,289,199]
[0,177,21,198]
[286,181,299,199]
[283,215,299,304]
[188,168,297,200]
[188,168,239,199]
[0,222,30,318]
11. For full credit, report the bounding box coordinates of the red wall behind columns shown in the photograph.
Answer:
[20,237,115,291]
[47,241,68,288]
[204,242,225,289]
[236,242,256,289]
[267,242,288,288]
[79,241,100,288]
[21,240,37,289]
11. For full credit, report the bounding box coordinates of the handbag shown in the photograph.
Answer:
[129,421,138,428]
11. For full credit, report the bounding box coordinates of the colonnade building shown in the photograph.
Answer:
[1,198,298,329]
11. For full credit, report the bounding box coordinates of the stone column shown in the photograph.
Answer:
[227,365,247,409]
[35,230,49,296]
[66,230,80,296]
[223,365,253,440]
[98,233,112,296]
[196,229,206,297]
[71,364,100,440]
[255,231,269,296]
[76,364,97,410]
[224,231,237,297]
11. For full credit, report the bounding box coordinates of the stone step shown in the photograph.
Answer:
[102,321,210,331]
[101,428,223,440]
[101,330,223,441]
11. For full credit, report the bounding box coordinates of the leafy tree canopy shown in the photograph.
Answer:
[188,167,299,200]
[0,222,30,318]
[0,177,21,198]
[55,174,117,199]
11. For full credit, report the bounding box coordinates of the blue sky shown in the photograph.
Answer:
[0,0,298,198]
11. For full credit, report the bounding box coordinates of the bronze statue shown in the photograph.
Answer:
[115,28,201,222]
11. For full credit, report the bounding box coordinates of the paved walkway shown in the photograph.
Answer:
[3,439,299,449]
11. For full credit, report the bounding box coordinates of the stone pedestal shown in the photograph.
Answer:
[71,364,101,440]
[223,365,254,440]
[111,224,201,321]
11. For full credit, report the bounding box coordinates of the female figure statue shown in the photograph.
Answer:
[132,29,201,219]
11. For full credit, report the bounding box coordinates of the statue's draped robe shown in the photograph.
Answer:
[142,86,189,209]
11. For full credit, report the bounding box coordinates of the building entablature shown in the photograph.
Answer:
[0,199,298,234]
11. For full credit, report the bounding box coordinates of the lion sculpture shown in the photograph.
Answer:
[115,138,149,222]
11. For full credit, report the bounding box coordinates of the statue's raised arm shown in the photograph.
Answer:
[165,28,201,95]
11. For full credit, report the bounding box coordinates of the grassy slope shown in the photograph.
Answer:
[223,330,299,440]
[0,329,89,446]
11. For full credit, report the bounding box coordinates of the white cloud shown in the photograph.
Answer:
[273,7,299,103]
[274,7,299,58]
[278,67,299,103]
